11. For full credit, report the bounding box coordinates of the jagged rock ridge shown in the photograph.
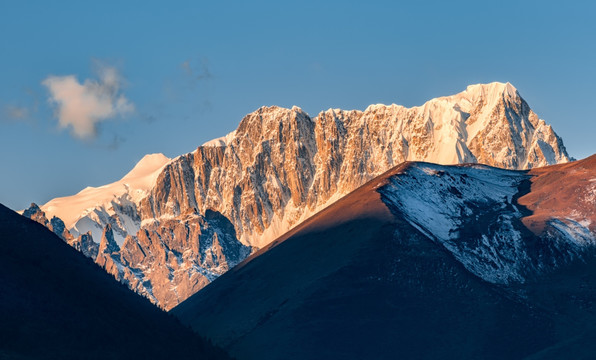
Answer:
[142,82,570,249]
[22,203,99,258]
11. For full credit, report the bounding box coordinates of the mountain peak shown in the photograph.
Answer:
[122,153,171,182]
[22,202,49,228]
[461,81,519,102]
[41,153,170,234]
[467,81,517,93]
[201,130,237,147]
[235,104,314,139]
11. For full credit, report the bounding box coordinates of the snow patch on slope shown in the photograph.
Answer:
[379,163,530,284]
[202,130,237,147]
[379,162,596,285]
[548,218,596,247]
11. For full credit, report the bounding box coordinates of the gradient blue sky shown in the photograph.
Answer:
[1,0,595,210]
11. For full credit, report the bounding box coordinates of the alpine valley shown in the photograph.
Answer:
[23,82,573,310]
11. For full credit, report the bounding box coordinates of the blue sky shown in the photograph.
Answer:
[1,0,595,210]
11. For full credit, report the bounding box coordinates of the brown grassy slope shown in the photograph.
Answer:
[520,154,596,234]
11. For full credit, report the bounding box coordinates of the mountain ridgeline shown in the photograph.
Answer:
[172,155,596,360]
[33,82,571,309]
[140,82,569,248]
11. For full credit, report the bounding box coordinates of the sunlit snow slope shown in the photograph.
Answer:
[42,153,171,245]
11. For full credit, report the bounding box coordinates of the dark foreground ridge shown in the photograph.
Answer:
[0,204,231,360]
[172,155,596,360]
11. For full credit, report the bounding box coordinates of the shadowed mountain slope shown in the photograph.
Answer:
[0,204,230,360]
[172,155,596,360]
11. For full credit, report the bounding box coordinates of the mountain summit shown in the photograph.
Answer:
[35,82,571,308]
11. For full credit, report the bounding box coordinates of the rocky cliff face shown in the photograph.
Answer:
[37,82,571,309]
[94,209,250,309]
[142,82,570,249]
[23,202,250,309]
[24,205,250,310]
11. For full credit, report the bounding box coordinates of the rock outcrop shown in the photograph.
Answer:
[69,231,99,259]
[22,203,73,242]
[22,203,99,259]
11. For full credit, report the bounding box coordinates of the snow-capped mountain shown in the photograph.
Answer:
[172,155,596,360]
[41,153,171,245]
[140,82,570,250]
[34,82,571,308]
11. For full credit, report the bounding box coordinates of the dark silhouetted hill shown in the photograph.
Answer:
[0,203,231,360]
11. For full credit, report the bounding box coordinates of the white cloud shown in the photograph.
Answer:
[42,65,134,139]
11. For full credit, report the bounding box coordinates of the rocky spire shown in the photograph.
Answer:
[49,216,73,242]
[22,203,74,243]
[22,203,49,228]
[98,223,120,255]
[69,231,99,260]
[95,223,124,280]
